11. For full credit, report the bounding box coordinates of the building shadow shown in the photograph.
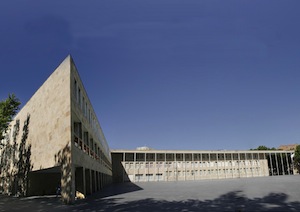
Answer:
[112,152,131,183]
[1,188,300,211]
[88,182,143,199]
[72,190,300,212]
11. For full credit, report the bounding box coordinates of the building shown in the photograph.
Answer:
[0,56,112,203]
[111,149,295,183]
[0,56,298,204]
[278,144,298,151]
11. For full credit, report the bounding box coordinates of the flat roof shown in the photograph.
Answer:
[111,149,294,154]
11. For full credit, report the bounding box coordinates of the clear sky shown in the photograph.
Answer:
[1,1,300,151]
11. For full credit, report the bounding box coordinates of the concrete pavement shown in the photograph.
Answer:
[0,175,300,211]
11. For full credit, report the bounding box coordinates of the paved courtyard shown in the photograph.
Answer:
[0,175,300,211]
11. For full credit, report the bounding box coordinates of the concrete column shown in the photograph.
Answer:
[90,170,94,193]
[71,165,76,202]
[99,172,102,190]
[174,153,177,181]
[61,163,75,204]
[231,153,234,178]
[89,169,92,194]
[164,153,167,181]
[94,170,97,192]
[269,153,274,176]
[96,172,99,191]
[106,174,108,185]
[134,152,136,182]
[200,153,203,179]
[262,152,266,176]
[238,153,241,178]
[123,153,125,182]
[85,169,90,194]
[244,153,248,177]
[280,153,284,175]
[208,153,211,179]
[216,153,219,179]
[100,173,103,189]
[262,153,266,176]
[147,153,150,182]
[264,153,268,176]
[183,153,186,181]
[224,153,226,179]
[102,174,105,187]
[192,153,195,181]
[155,153,157,181]
[291,153,296,175]
[83,167,86,196]
[144,153,147,182]
[285,152,290,175]
[275,152,279,175]
[250,153,254,177]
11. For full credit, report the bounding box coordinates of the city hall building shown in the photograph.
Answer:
[0,56,297,204]
[111,149,295,183]
[0,56,112,203]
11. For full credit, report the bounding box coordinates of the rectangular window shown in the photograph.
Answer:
[85,102,88,117]
[90,139,94,150]
[83,97,85,113]
[74,122,82,139]
[78,88,81,106]
[84,132,89,146]
[74,79,77,100]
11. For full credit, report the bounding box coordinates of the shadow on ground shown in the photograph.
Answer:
[74,190,300,212]
[91,182,143,199]
[1,183,300,211]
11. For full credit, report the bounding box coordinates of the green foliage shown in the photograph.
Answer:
[0,94,21,140]
[250,145,276,150]
[294,145,300,172]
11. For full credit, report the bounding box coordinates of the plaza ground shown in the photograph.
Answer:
[0,175,300,211]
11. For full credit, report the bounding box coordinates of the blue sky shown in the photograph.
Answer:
[1,1,300,150]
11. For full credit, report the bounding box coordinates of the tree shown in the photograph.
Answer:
[250,145,276,150]
[0,94,21,141]
[294,145,300,173]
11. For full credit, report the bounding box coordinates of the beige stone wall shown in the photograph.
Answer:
[0,56,112,201]
[8,56,71,171]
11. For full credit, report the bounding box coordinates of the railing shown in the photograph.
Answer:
[74,134,111,167]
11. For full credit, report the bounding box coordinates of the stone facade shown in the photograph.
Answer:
[0,56,112,203]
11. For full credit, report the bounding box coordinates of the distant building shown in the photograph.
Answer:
[0,56,112,203]
[112,149,295,183]
[278,144,298,151]
[136,146,153,151]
